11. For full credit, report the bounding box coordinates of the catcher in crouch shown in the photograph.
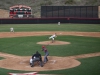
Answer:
[49,33,57,43]
[30,51,43,67]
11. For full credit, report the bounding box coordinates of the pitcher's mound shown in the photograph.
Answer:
[37,40,70,45]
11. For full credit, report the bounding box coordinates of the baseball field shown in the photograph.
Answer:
[0,23,100,75]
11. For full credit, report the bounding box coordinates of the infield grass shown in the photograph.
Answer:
[0,36,100,56]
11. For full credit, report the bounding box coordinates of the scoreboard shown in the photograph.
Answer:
[9,5,32,18]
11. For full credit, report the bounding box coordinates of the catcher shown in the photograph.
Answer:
[30,51,43,67]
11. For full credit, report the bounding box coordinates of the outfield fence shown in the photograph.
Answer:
[0,17,100,24]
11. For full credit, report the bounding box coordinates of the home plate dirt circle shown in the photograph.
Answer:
[0,56,80,71]
[37,40,71,45]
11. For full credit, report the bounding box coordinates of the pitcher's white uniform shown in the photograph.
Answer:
[10,27,14,32]
[49,33,57,42]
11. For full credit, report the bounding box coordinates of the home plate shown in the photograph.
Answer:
[49,60,56,64]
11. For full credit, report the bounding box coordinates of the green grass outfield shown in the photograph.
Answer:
[0,24,100,75]
[0,24,100,32]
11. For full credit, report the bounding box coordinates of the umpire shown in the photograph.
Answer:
[31,51,43,67]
